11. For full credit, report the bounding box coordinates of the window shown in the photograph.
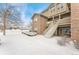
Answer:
[51,10,52,13]
[51,9,55,12]
[62,27,71,36]
[50,4,55,9]
[53,9,55,11]
[61,4,64,8]
[57,4,61,10]
[57,7,60,10]
[56,3,60,5]
[34,18,38,22]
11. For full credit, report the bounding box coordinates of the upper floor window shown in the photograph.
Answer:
[50,4,55,9]
[51,10,52,13]
[56,3,61,10]
[34,18,38,22]
[56,3,60,5]
[51,8,55,14]
[61,4,64,8]
[57,7,60,10]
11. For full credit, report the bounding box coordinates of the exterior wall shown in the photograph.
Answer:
[71,3,79,42]
[32,15,39,32]
[59,17,70,25]
[32,3,71,36]
[57,25,71,36]
[42,9,50,18]
[42,3,70,26]
[37,16,47,34]
[32,15,46,34]
[51,3,68,15]
[42,3,69,18]
[42,3,71,36]
[56,4,69,14]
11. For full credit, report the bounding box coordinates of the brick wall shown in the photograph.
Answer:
[32,15,46,34]
[71,3,79,42]
[38,16,47,34]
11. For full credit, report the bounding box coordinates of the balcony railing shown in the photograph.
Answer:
[47,17,70,26]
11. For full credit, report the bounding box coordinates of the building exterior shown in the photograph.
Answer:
[32,3,71,36]
[32,3,79,43]
[42,3,71,36]
[71,3,79,43]
[32,13,47,34]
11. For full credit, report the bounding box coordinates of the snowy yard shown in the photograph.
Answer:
[0,30,79,55]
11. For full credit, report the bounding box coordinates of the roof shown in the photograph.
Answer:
[41,3,54,13]
[32,13,48,19]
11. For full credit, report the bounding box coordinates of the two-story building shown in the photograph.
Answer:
[32,13,47,34]
[32,3,71,37]
[42,3,71,36]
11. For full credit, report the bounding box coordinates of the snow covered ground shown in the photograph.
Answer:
[0,30,79,55]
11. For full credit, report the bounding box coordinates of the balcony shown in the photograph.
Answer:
[47,17,70,26]
[59,17,71,25]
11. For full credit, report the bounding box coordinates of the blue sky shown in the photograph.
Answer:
[10,3,49,25]
[0,3,49,25]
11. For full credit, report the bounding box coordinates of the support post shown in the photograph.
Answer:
[3,11,7,35]
[3,9,10,35]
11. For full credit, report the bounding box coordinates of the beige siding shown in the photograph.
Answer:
[32,3,71,36]
[59,17,70,25]
[42,3,70,18]
[42,10,50,18]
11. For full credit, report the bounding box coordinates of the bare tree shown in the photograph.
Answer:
[0,3,23,35]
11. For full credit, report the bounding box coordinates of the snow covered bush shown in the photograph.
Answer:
[73,40,79,50]
[57,36,70,46]
[57,37,66,46]
[74,43,79,49]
